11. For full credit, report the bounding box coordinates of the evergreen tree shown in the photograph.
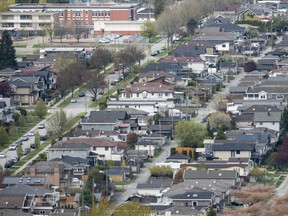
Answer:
[0,30,17,70]
[0,127,9,146]
[281,105,288,135]
[34,99,47,119]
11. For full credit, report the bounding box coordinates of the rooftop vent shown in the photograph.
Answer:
[193,194,198,197]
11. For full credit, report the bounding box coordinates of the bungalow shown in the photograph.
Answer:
[136,183,162,196]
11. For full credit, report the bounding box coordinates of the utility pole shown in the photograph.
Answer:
[92,176,94,205]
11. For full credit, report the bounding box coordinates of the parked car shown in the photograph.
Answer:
[9,144,17,150]
[14,141,22,147]
[30,144,36,149]
[90,97,96,102]
[21,135,29,141]
[71,98,77,103]
[40,135,47,141]
[11,156,20,163]
[99,38,110,43]
[28,131,35,136]
[151,50,160,56]
[4,160,14,169]
[79,92,86,97]
[0,153,6,159]
[23,148,31,155]
[38,124,45,129]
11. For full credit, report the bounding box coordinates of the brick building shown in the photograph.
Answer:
[9,3,138,26]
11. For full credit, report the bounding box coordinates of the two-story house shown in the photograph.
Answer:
[9,77,40,105]
[0,97,14,124]
[81,110,131,133]
[107,79,176,114]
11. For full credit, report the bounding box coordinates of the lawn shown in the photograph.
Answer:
[149,36,162,44]
[33,44,50,48]
[276,175,286,187]
[57,89,80,108]
[15,44,27,48]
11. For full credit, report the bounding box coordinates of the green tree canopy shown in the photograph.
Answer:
[0,127,9,146]
[175,120,207,148]
[35,131,40,149]
[113,201,151,216]
[153,0,166,19]
[46,109,69,138]
[17,145,23,158]
[0,30,17,70]
[140,21,157,42]
[34,99,47,119]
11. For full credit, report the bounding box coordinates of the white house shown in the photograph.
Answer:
[134,140,158,157]
[137,183,162,196]
[107,80,175,114]
[253,112,281,132]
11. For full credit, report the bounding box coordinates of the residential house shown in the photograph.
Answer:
[146,177,173,191]
[0,97,14,124]
[9,77,40,105]
[26,161,74,188]
[183,170,240,186]
[150,124,173,139]
[81,110,131,133]
[181,157,254,178]
[167,153,190,164]
[253,111,281,132]
[236,4,274,21]
[134,140,158,157]
[138,71,176,84]
[140,62,191,76]
[211,141,256,160]
[157,205,203,216]
[168,188,215,208]
[1,176,47,188]
[0,184,59,215]
[0,68,16,78]
[107,79,176,114]
[136,183,162,196]
[47,138,123,162]
[105,166,131,182]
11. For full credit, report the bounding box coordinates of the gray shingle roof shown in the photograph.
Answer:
[2,176,47,186]
[158,205,202,216]
[82,111,128,123]
[167,153,190,160]
[137,183,162,189]
[184,170,238,180]
[0,184,52,196]
[254,112,281,122]
[212,143,255,151]
[169,190,214,200]
[229,87,249,93]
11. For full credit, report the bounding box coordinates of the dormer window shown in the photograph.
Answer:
[142,91,147,98]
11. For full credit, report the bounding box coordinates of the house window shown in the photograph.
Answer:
[86,11,89,15]
[93,146,96,150]
[20,23,32,27]
[272,122,275,125]
[14,95,20,101]
[165,93,169,96]
[99,11,103,16]
[192,201,197,206]
[105,147,108,151]
[92,11,97,16]
[260,122,263,125]
[20,15,32,20]
[231,151,235,157]
[158,93,163,98]
[59,11,63,16]
[236,150,240,154]
[260,95,266,99]
[2,23,14,27]
[222,44,226,48]
[276,95,284,100]
[76,11,80,17]
[2,15,14,20]
[136,93,139,97]
[151,93,154,96]
[105,11,110,16]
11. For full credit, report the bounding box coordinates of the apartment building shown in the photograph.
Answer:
[0,12,59,36]
[9,3,138,26]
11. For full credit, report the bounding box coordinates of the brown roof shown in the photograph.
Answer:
[66,138,117,147]
[0,195,25,209]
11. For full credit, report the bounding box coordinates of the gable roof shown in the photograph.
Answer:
[2,176,47,186]
[120,81,174,94]
[167,153,190,160]
[212,143,255,151]
[169,189,214,200]
[53,138,118,149]
[50,155,88,165]
[158,205,202,216]
[184,170,238,180]
[254,111,281,122]
[240,104,282,113]
[0,184,52,196]
[82,111,128,124]
[137,183,162,189]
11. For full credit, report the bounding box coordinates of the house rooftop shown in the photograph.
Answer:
[184,170,238,180]
[2,176,47,186]
[167,153,190,160]
[212,143,255,151]
[137,183,162,189]
[82,110,128,124]
[0,184,52,196]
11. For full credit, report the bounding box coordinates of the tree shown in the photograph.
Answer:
[80,188,94,207]
[0,30,17,70]
[57,60,87,97]
[84,69,107,101]
[127,132,138,147]
[16,0,39,2]
[175,120,207,148]
[149,165,173,178]
[249,167,265,182]
[0,165,3,176]
[213,93,228,112]
[89,201,114,216]
[208,111,231,131]
[89,48,112,73]
[35,131,40,149]
[186,18,198,35]
[244,60,257,72]
[272,137,288,168]
[156,9,181,49]
[17,145,23,158]
[46,109,69,138]
[0,0,15,12]
[115,45,145,69]
[173,168,184,184]
[0,80,12,97]
[215,130,226,140]
[0,126,8,146]
[40,21,55,43]
[113,201,151,216]
[54,23,67,43]
[34,99,47,119]
[68,20,86,42]
[16,107,27,116]
[140,21,157,43]
[153,0,166,19]
[53,53,77,72]
[280,104,288,135]
[207,207,217,216]
[85,167,109,196]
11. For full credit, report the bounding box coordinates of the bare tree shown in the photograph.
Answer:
[90,48,113,73]
[46,109,70,138]
[84,69,107,101]
[54,23,67,43]
[208,111,231,131]
[213,93,228,112]
[156,9,181,50]
[68,20,86,42]
[40,22,55,44]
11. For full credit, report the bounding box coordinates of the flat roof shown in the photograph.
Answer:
[0,11,58,15]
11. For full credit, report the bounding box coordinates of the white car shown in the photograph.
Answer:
[38,124,45,129]
[99,38,110,43]
[0,153,6,159]
[28,131,35,136]
[21,135,29,141]
[9,145,17,150]
[71,98,77,103]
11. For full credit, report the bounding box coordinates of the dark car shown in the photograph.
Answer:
[11,156,20,163]
[4,160,15,169]
[30,144,36,149]
[79,92,86,97]
[40,135,47,141]
[90,97,96,101]
[23,148,31,155]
